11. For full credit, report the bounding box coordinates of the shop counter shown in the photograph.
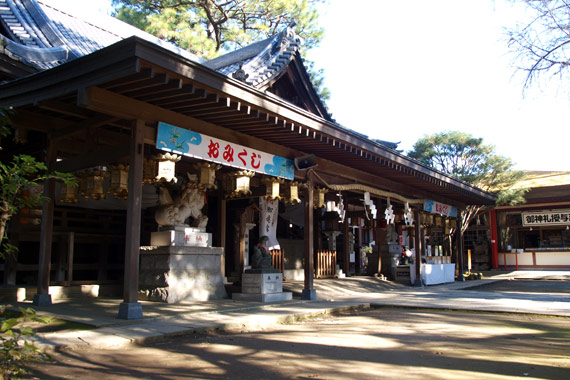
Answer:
[421,263,455,285]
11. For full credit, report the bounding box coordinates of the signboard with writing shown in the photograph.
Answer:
[260,197,280,250]
[423,199,458,218]
[156,121,295,180]
[522,210,570,226]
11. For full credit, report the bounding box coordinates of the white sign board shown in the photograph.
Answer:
[522,210,570,226]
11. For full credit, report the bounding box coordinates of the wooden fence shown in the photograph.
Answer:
[269,249,284,276]
[315,249,337,278]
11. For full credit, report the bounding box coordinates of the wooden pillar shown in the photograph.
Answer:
[302,183,316,300]
[457,212,465,281]
[66,232,74,286]
[118,119,144,319]
[414,207,422,286]
[218,195,227,278]
[343,214,350,276]
[33,142,57,306]
[489,209,499,269]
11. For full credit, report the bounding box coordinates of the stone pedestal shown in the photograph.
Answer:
[232,270,292,302]
[139,246,227,303]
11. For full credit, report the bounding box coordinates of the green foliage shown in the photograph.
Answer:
[0,306,50,379]
[408,131,526,201]
[113,0,324,56]
[112,0,329,102]
[408,131,527,232]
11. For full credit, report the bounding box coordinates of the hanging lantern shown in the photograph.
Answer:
[143,157,157,184]
[435,215,443,227]
[263,177,283,200]
[78,172,89,199]
[314,187,327,209]
[13,127,28,144]
[231,170,255,197]
[107,164,129,200]
[155,153,181,183]
[85,168,108,200]
[285,182,301,204]
[59,179,79,203]
[195,162,221,190]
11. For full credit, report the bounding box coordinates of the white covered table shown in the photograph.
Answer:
[421,263,455,285]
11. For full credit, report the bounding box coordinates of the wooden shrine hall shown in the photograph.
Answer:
[0,1,496,319]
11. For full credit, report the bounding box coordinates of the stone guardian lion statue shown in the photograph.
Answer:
[154,174,208,228]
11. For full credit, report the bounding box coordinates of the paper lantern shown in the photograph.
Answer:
[85,168,108,200]
[59,180,79,203]
[107,164,129,200]
[155,153,181,183]
[195,162,221,190]
[143,158,157,184]
[263,177,283,200]
[285,182,301,204]
[313,187,327,209]
[231,170,255,197]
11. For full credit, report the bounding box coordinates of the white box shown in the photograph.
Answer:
[151,228,211,247]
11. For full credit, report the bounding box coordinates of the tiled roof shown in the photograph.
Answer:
[513,171,570,189]
[204,25,302,89]
[0,0,201,70]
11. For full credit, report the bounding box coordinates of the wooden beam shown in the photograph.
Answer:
[77,86,301,158]
[54,142,130,172]
[11,109,71,132]
[51,115,119,140]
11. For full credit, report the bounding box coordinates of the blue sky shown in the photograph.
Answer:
[49,0,570,171]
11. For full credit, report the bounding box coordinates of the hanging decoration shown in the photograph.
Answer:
[195,162,221,190]
[313,187,327,209]
[107,164,129,200]
[155,153,181,183]
[404,202,414,226]
[230,170,255,197]
[263,177,283,200]
[285,182,301,204]
[363,192,377,219]
[13,127,28,144]
[59,179,79,203]
[259,196,280,250]
[84,168,108,200]
[142,157,158,184]
[384,197,395,224]
[337,194,346,223]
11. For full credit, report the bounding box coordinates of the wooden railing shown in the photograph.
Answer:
[315,250,337,278]
[269,249,284,276]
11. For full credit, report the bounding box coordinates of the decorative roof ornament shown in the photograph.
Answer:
[232,64,250,83]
